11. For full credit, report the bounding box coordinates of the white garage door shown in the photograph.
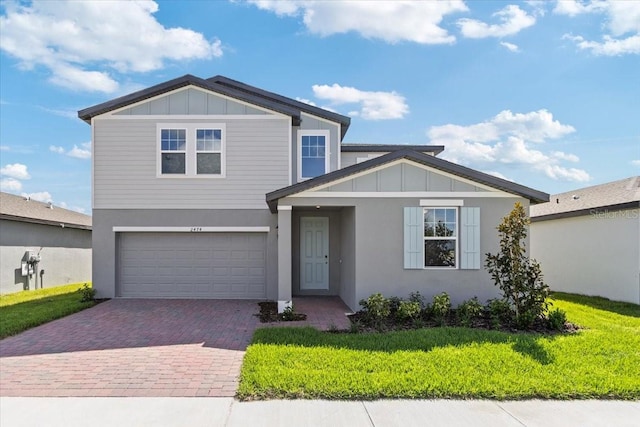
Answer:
[118,232,266,298]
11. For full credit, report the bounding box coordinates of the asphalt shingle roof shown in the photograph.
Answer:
[0,192,92,229]
[530,176,640,220]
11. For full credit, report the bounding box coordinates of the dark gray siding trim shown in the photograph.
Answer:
[0,214,92,231]
[341,144,445,155]
[266,149,549,212]
[530,201,640,222]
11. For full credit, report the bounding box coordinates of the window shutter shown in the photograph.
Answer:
[404,207,423,269]
[460,207,481,269]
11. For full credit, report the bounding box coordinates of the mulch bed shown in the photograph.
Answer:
[256,301,307,323]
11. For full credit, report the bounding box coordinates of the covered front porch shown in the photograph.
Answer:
[276,204,357,312]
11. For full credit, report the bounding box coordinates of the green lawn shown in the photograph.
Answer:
[238,292,640,400]
[0,283,97,339]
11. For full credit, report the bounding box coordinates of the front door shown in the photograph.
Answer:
[300,217,329,290]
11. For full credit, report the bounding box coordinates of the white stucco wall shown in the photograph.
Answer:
[530,208,640,304]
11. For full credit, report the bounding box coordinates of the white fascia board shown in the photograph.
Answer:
[420,199,464,206]
[101,85,290,119]
[113,226,270,232]
[278,205,293,211]
[290,191,517,198]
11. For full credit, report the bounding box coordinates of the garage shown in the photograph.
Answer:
[118,232,266,299]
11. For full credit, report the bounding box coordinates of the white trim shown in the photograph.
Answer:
[113,226,270,233]
[308,159,502,193]
[298,129,331,181]
[156,123,226,178]
[290,191,516,198]
[337,124,342,170]
[99,114,288,121]
[278,205,293,211]
[91,117,95,210]
[288,118,293,186]
[421,199,464,206]
[102,85,290,118]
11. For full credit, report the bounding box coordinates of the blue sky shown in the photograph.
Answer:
[1,0,638,214]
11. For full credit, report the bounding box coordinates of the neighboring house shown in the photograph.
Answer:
[0,192,92,294]
[531,177,640,305]
[78,74,548,312]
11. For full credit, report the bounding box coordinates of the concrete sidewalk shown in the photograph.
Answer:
[2,397,639,427]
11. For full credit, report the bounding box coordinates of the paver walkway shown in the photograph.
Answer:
[0,297,352,398]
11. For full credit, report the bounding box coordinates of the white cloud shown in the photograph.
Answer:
[0,1,223,93]
[458,5,536,38]
[49,146,65,154]
[500,41,520,52]
[0,145,9,151]
[68,142,92,159]
[557,1,640,55]
[564,34,640,56]
[0,177,23,192]
[0,163,31,180]
[295,97,317,106]
[312,84,409,120]
[50,142,91,159]
[631,160,640,167]
[247,0,468,44]
[21,191,52,203]
[428,109,590,182]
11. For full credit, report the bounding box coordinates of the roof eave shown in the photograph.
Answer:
[266,149,550,213]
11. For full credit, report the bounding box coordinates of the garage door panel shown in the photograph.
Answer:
[119,232,267,299]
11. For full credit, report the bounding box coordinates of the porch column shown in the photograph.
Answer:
[277,205,293,313]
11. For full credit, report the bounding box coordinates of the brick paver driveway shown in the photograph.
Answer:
[0,299,262,397]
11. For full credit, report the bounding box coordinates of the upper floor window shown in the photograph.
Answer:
[157,124,225,177]
[298,130,330,180]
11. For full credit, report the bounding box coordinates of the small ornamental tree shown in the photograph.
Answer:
[485,202,550,328]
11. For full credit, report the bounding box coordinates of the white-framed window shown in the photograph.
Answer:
[157,123,225,177]
[423,207,457,268]
[298,130,330,180]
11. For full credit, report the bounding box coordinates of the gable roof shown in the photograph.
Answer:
[208,75,351,138]
[266,149,549,212]
[530,176,640,221]
[0,192,92,230]
[341,144,445,155]
[78,74,351,138]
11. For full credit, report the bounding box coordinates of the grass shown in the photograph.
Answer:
[0,283,97,339]
[238,292,640,400]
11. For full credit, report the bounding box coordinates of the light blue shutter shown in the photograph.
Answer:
[404,207,423,269]
[460,207,481,269]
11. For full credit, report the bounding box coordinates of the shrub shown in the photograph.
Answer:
[408,291,426,310]
[548,308,567,331]
[388,296,402,318]
[281,304,296,321]
[485,202,550,329]
[487,298,512,329]
[78,283,95,303]
[397,300,421,321]
[457,297,483,327]
[359,293,391,324]
[432,292,451,324]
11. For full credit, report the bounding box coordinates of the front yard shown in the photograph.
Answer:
[0,283,96,339]
[238,293,640,400]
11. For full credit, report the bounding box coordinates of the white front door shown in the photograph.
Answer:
[300,217,329,290]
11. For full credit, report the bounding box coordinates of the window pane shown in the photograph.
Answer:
[213,140,221,151]
[213,129,221,140]
[302,136,310,147]
[197,153,221,174]
[302,157,325,178]
[446,209,456,222]
[434,209,446,223]
[161,153,185,174]
[425,240,456,267]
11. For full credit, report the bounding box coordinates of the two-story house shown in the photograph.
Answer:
[79,75,548,312]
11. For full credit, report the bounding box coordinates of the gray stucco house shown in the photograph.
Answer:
[531,177,640,305]
[0,192,92,294]
[79,75,548,311]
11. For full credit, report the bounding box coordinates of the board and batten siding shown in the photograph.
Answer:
[93,117,290,209]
